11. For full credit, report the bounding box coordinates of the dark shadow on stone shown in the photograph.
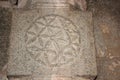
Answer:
[0,7,12,71]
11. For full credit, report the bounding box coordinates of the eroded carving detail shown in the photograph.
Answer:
[25,15,80,67]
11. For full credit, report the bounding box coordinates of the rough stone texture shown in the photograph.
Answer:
[8,76,32,80]
[30,0,69,9]
[9,0,87,11]
[88,0,120,80]
[7,4,97,80]
[8,76,91,80]
[9,0,68,9]
[0,1,11,8]
[0,7,11,71]
[0,0,8,1]
[0,65,8,80]
[0,0,120,80]
[17,0,30,8]
[67,0,87,11]
[0,7,11,80]
[9,0,31,9]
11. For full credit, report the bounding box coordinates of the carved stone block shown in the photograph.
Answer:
[7,7,97,79]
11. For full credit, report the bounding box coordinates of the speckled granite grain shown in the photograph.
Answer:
[0,7,11,71]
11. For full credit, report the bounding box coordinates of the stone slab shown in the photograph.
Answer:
[7,7,97,79]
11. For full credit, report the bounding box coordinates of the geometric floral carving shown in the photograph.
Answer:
[25,15,80,67]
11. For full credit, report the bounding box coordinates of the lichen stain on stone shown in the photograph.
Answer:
[108,53,114,59]
[99,24,113,40]
[97,48,105,57]
[100,24,110,34]
[108,61,120,71]
[107,46,120,57]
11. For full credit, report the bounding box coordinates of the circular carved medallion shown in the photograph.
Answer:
[25,15,80,67]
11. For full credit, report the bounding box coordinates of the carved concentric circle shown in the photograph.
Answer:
[25,15,80,67]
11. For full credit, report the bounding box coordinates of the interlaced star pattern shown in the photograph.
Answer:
[25,15,80,67]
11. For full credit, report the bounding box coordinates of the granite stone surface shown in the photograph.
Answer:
[0,0,119,80]
[0,0,11,8]
[88,0,120,80]
[7,8,97,79]
[7,0,97,79]
[0,7,11,71]
[30,0,69,9]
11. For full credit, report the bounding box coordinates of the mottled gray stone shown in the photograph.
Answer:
[0,7,11,71]
[7,1,97,79]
